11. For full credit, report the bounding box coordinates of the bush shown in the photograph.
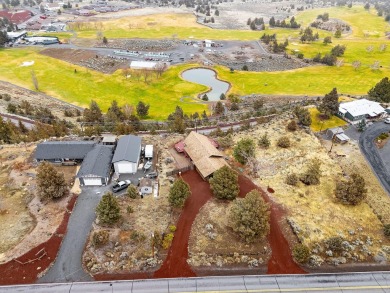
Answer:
[287,120,298,131]
[168,178,191,208]
[127,185,138,199]
[3,94,11,101]
[229,190,270,243]
[233,138,255,164]
[335,173,367,205]
[297,52,304,59]
[258,133,271,148]
[300,159,321,185]
[162,233,174,249]
[130,230,146,243]
[169,225,177,232]
[92,230,109,247]
[286,173,299,186]
[151,230,163,249]
[325,236,343,252]
[217,134,234,149]
[378,132,389,140]
[292,244,310,263]
[277,136,291,148]
[384,224,390,237]
[126,205,134,213]
[210,166,239,200]
[96,192,121,225]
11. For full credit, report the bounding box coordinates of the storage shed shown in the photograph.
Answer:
[326,127,350,144]
[77,145,114,186]
[112,135,142,174]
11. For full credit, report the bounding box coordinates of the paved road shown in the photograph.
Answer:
[359,122,390,195]
[38,187,109,283]
[2,272,390,292]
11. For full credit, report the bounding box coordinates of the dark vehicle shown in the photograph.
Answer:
[145,172,158,179]
[112,180,131,193]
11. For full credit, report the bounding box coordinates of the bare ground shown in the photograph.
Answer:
[0,144,77,264]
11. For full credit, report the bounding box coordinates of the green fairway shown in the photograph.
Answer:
[216,64,389,96]
[308,108,347,132]
[0,48,208,120]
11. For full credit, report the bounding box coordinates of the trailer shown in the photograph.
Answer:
[145,144,153,160]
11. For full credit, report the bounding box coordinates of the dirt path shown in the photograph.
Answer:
[153,170,212,278]
[237,175,306,275]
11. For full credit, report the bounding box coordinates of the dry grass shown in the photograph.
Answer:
[188,199,270,267]
[232,118,390,261]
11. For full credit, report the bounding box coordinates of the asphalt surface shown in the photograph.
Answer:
[38,186,109,283]
[3,272,390,292]
[359,122,390,195]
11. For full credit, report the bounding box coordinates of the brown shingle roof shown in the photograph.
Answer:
[183,131,228,178]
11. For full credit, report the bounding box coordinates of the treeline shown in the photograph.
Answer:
[269,16,301,29]
[260,33,289,53]
[312,44,346,66]
[247,18,265,31]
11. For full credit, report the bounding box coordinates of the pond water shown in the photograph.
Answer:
[181,68,229,101]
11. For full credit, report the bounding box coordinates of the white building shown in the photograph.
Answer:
[130,61,158,70]
[112,135,142,174]
[338,98,385,122]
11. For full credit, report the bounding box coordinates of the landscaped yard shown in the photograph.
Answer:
[308,107,347,132]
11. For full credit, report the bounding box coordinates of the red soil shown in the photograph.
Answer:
[238,175,306,274]
[153,170,212,278]
[0,194,78,285]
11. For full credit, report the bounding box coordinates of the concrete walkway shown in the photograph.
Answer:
[38,187,108,283]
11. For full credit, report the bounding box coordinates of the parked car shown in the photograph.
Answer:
[143,160,152,171]
[112,180,131,193]
[145,171,158,179]
[384,117,390,124]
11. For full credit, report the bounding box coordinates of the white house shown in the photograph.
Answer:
[130,61,157,70]
[338,98,385,122]
[112,135,142,174]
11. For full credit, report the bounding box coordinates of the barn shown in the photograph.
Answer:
[112,135,142,175]
[77,145,114,186]
[35,141,96,164]
[183,131,228,180]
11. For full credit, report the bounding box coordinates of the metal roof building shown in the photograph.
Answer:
[339,99,385,121]
[77,145,114,186]
[112,135,142,174]
[35,141,96,162]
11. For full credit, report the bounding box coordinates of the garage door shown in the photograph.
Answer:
[116,162,135,174]
[83,178,102,186]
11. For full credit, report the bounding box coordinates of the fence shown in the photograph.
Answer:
[166,164,194,176]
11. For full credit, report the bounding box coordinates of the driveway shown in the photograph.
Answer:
[358,122,390,195]
[38,186,109,283]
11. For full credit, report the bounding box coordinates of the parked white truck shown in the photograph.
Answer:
[145,144,153,160]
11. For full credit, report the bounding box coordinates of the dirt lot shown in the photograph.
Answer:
[0,144,77,264]
[231,118,390,268]
[0,80,81,123]
[40,48,128,74]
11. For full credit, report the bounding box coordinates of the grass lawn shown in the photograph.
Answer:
[216,64,389,96]
[308,107,347,132]
[0,48,208,120]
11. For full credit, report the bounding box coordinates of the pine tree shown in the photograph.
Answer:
[83,100,103,122]
[269,16,276,27]
[209,166,239,200]
[318,88,339,118]
[37,162,69,200]
[233,138,255,164]
[127,185,138,199]
[168,178,191,208]
[368,77,390,102]
[0,116,13,143]
[229,190,270,243]
[136,101,150,117]
[96,192,121,225]
[214,101,224,115]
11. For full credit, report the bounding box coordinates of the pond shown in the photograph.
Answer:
[181,68,230,101]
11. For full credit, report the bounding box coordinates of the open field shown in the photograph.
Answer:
[0,48,207,120]
[308,107,347,132]
[232,119,390,266]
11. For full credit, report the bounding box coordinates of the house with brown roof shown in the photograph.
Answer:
[183,131,228,180]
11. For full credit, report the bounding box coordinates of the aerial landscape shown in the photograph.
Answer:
[0,0,390,291]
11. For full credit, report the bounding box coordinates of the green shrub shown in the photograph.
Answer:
[169,225,177,232]
[168,178,191,208]
[292,244,310,263]
[127,185,138,199]
[92,230,109,247]
[384,224,390,237]
[126,205,134,213]
[378,132,389,140]
[130,231,146,243]
[286,173,299,186]
[258,133,271,148]
[335,173,367,205]
[210,166,239,200]
[300,159,321,185]
[96,192,121,225]
[277,136,291,148]
[287,120,298,131]
[325,236,344,252]
[162,233,174,249]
